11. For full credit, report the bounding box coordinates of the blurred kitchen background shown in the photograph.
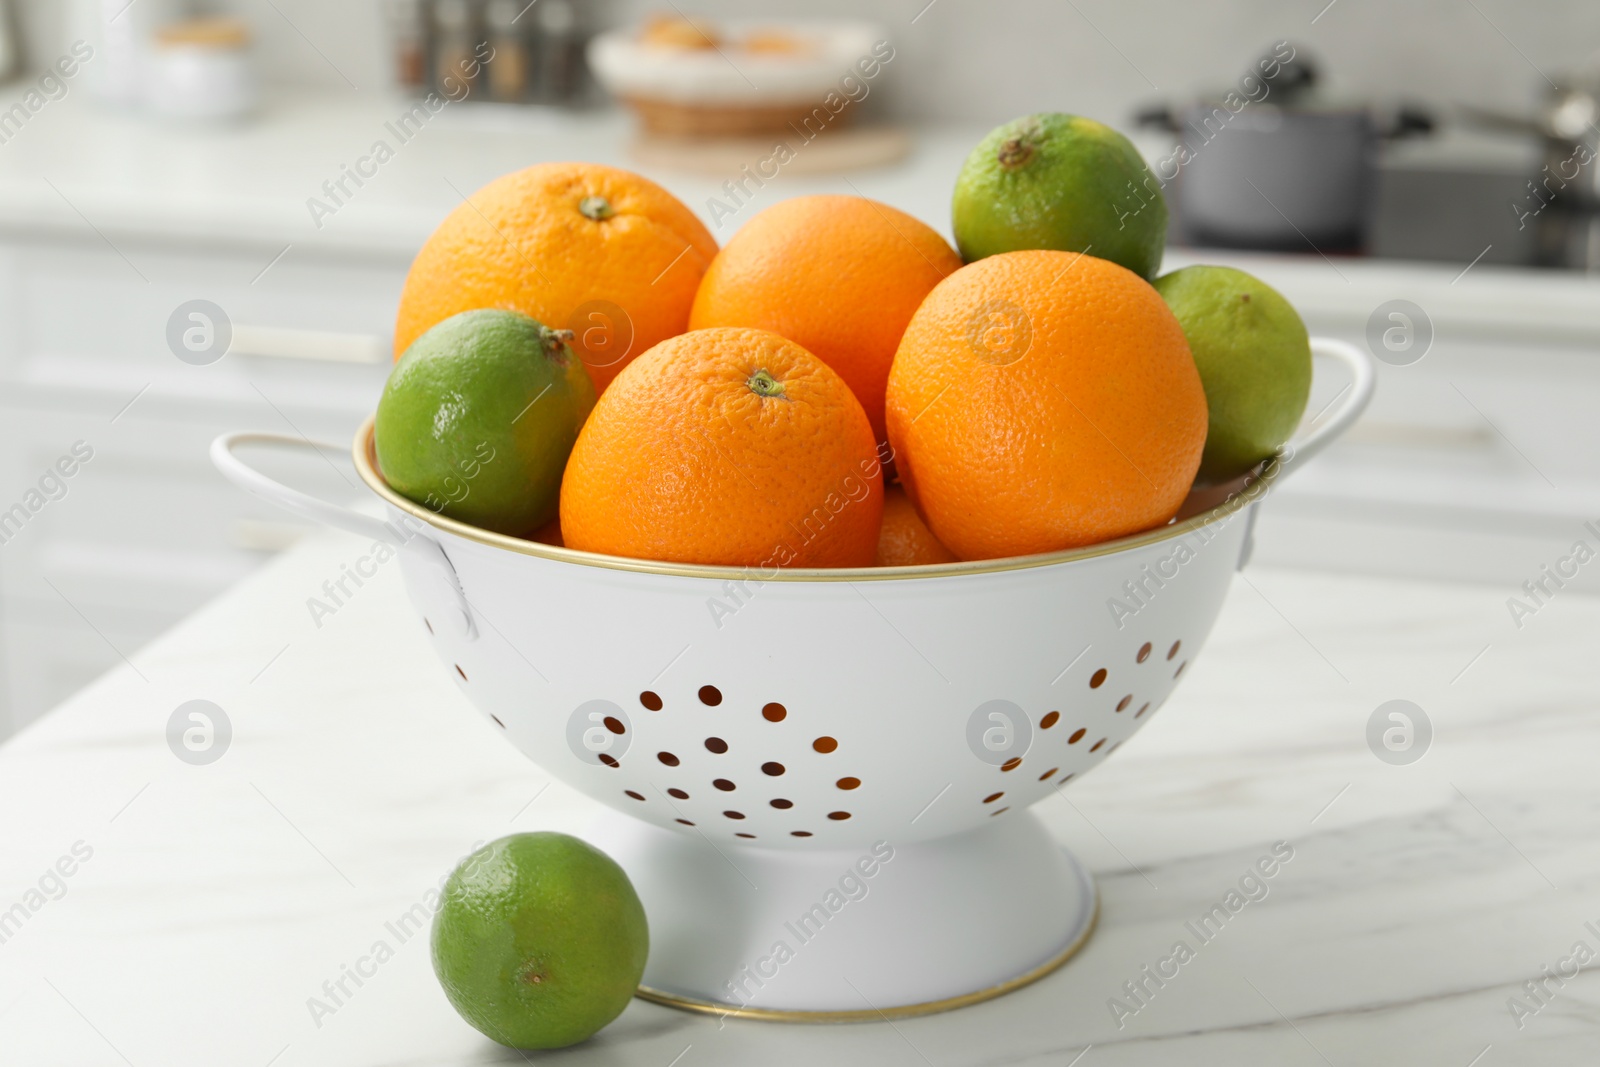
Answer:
[2,0,1599,734]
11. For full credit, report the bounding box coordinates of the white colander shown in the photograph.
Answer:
[213,337,1373,1020]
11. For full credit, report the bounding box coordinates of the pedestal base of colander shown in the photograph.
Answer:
[587,810,1098,1020]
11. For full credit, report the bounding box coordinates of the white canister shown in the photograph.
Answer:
[146,18,258,121]
[69,0,182,107]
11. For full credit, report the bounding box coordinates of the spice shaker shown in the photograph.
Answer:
[432,0,481,98]
[484,0,530,103]
[383,0,430,94]
[532,0,580,104]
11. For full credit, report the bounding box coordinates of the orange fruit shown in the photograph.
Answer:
[394,162,718,393]
[875,485,956,567]
[886,250,1206,560]
[561,328,884,567]
[688,194,961,444]
[530,519,564,547]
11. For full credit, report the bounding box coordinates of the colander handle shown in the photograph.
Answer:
[1232,337,1375,570]
[210,431,479,640]
[209,432,400,545]
[1276,336,1377,479]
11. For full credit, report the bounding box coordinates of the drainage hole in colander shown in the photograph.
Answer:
[1068,728,1086,744]
[1090,668,1107,688]
[813,736,838,753]
[827,811,851,821]
[676,818,694,826]
[983,791,1004,803]
[454,664,467,681]
[724,810,745,820]
[489,715,505,729]
[1040,711,1060,729]
[625,790,645,801]
[713,778,736,791]
[699,685,722,706]
[667,787,689,799]
[837,777,860,790]
[791,831,812,837]
[1116,695,1132,712]
[736,832,755,839]
[1001,757,1022,771]
[762,761,784,776]
[1168,640,1182,660]
[658,751,680,766]
[640,691,663,711]
[1090,738,1107,752]
[990,806,1010,816]
[762,702,787,722]
[1136,702,1151,718]
[1175,661,1188,678]
[1137,641,1151,662]
[604,716,625,734]
[598,754,619,768]
[770,798,793,809]
[705,737,728,754]
[1039,767,1058,781]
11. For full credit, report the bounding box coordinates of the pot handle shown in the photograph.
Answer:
[210,432,400,545]
[1276,336,1376,480]
[210,432,477,640]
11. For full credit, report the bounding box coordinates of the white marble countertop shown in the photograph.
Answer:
[0,527,1594,1065]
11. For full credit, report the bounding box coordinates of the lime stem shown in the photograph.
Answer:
[997,137,1035,170]
[540,327,576,359]
[746,368,786,398]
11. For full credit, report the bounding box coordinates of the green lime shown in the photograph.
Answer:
[431,833,648,1050]
[1153,266,1312,484]
[375,309,595,536]
[952,112,1168,278]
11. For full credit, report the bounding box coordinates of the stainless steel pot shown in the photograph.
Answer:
[1173,103,1376,250]
[1462,72,1600,269]
[1139,45,1431,252]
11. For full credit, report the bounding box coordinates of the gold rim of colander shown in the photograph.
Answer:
[352,415,1277,582]
[630,887,1098,1023]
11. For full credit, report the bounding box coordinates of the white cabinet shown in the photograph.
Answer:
[0,231,404,734]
